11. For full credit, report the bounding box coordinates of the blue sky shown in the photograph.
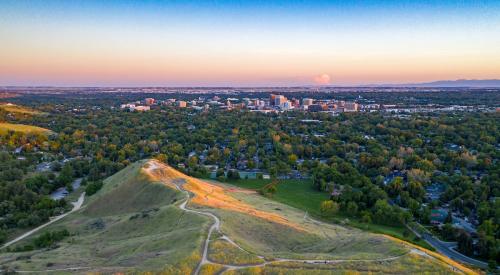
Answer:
[1,0,499,86]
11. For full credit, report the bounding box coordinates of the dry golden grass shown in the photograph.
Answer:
[0,103,41,115]
[0,122,51,134]
[199,263,225,275]
[142,160,477,275]
[142,159,304,231]
[158,251,201,275]
[383,234,479,275]
[208,239,265,265]
[227,253,459,274]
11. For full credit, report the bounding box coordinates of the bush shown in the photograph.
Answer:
[33,229,70,249]
[14,229,69,251]
[320,200,339,216]
[85,180,103,196]
[259,181,278,197]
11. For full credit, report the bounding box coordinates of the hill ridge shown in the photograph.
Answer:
[0,159,477,274]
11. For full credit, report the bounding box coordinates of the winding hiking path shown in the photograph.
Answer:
[169,179,422,275]
[0,192,85,250]
[4,160,476,274]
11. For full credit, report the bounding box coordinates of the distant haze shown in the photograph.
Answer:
[368,79,500,88]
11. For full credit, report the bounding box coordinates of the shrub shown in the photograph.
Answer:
[85,180,103,196]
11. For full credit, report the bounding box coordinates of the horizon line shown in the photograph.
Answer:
[2,78,500,89]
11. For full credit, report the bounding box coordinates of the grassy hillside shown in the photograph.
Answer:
[0,160,210,274]
[224,179,328,216]
[0,160,473,274]
[0,122,52,134]
[0,103,42,115]
[224,178,433,250]
[225,252,454,274]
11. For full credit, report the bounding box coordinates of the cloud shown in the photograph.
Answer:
[313,74,331,85]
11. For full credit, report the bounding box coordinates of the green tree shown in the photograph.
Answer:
[320,200,339,216]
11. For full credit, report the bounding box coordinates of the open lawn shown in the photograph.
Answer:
[225,179,328,217]
[224,178,433,250]
[0,122,52,134]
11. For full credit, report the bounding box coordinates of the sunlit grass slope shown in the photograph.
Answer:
[0,160,473,274]
[0,160,210,274]
[0,122,52,134]
[0,103,42,115]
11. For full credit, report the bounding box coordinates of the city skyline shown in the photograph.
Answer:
[1,0,500,87]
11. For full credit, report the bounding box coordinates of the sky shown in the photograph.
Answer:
[1,0,500,87]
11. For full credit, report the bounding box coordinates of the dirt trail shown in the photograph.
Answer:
[3,160,475,274]
[143,160,473,275]
[143,159,305,231]
[169,176,418,274]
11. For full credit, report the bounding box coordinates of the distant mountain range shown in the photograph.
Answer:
[373,79,500,88]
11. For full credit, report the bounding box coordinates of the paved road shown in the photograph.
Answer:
[421,232,488,269]
[1,192,85,250]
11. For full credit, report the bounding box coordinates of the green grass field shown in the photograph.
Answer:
[224,179,328,216]
[223,178,433,250]
[0,122,52,134]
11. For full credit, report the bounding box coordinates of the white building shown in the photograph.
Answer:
[303,98,313,106]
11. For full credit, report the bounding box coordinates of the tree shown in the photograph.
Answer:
[407,168,430,184]
[0,229,6,244]
[346,201,358,216]
[188,156,198,168]
[227,170,240,180]
[457,230,474,256]
[360,211,372,223]
[57,163,74,186]
[408,181,425,201]
[387,177,404,197]
[320,200,339,216]
[85,181,103,196]
[445,211,453,224]
[259,180,278,197]
[441,223,456,241]
[155,153,168,163]
[288,154,298,165]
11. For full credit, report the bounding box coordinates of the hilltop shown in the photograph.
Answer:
[0,122,52,135]
[0,160,476,274]
[0,103,51,134]
[0,103,43,115]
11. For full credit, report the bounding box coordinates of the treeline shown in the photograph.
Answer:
[0,152,106,243]
[0,153,66,234]
[1,94,498,263]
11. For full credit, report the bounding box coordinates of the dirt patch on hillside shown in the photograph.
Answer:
[142,159,304,231]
